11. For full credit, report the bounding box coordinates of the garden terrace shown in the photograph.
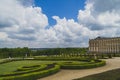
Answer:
[0,58,105,80]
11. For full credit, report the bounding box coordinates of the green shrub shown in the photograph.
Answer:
[0,64,47,77]
[60,60,106,69]
[1,65,60,80]
[33,56,91,61]
[0,58,106,80]
[16,65,40,71]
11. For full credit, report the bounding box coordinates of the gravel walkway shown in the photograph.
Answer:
[39,57,120,80]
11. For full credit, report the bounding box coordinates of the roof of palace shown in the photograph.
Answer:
[91,36,120,40]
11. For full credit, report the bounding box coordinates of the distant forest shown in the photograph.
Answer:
[0,47,88,58]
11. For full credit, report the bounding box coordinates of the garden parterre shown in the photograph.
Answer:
[0,58,106,80]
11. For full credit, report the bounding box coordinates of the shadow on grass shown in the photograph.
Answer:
[74,68,120,80]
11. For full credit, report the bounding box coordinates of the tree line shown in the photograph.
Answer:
[31,48,88,56]
[0,47,30,58]
[0,47,88,58]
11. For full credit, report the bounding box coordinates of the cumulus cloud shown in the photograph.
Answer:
[0,0,120,48]
[77,0,120,41]
[19,0,34,7]
[78,0,120,31]
[51,16,96,47]
[0,0,48,47]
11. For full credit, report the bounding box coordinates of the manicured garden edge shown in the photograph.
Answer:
[0,64,47,77]
[60,60,106,69]
[0,59,106,80]
[0,65,60,80]
[33,56,92,61]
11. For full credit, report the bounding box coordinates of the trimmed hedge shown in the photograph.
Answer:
[0,58,25,65]
[16,65,41,71]
[0,58,106,80]
[0,65,60,80]
[34,56,92,61]
[0,64,47,77]
[60,60,106,69]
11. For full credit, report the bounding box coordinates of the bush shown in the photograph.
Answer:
[0,58,25,65]
[33,56,91,61]
[0,58,106,80]
[16,65,40,71]
[0,65,60,80]
[60,60,106,69]
[0,64,47,77]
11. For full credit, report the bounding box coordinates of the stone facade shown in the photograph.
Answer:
[89,37,120,53]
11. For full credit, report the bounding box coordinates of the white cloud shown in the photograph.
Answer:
[78,0,120,30]
[0,32,8,40]
[78,0,120,37]
[0,0,48,47]
[50,16,96,47]
[97,11,120,27]
[0,0,120,48]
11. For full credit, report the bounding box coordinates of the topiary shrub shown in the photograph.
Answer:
[60,60,106,69]
[16,65,40,71]
[1,65,60,80]
[0,59,106,80]
[0,64,47,77]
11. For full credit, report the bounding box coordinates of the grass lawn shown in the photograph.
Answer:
[0,60,45,74]
[0,60,87,75]
[74,68,120,80]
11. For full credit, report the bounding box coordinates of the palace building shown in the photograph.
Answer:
[89,37,120,53]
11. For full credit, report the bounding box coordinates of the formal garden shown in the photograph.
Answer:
[0,47,120,80]
[0,58,105,80]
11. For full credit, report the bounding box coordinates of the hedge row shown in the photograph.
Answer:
[0,65,60,80]
[60,60,106,69]
[16,64,44,72]
[0,64,47,77]
[0,59,106,80]
[0,58,25,65]
[58,61,95,65]
[33,56,91,61]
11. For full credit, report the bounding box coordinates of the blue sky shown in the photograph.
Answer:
[34,0,85,25]
[0,0,120,48]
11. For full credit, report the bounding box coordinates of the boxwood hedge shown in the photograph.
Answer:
[60,60,106,69]
[0,58,106,80]
[0,64,47,77]
[33,56,91,61]
[0,65,60,80]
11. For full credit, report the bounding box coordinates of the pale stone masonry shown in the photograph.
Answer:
[89,37,120,53]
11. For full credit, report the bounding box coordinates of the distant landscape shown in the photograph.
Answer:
[0,47,120,80]
[0,0,120,80]
[0,47,106,80]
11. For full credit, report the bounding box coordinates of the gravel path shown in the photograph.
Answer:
[39,57,120,80]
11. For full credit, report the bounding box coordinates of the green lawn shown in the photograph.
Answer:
[74,68,120,80]
[0,60,87,75]
[0,59,106,80]
[0,60,45,74]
